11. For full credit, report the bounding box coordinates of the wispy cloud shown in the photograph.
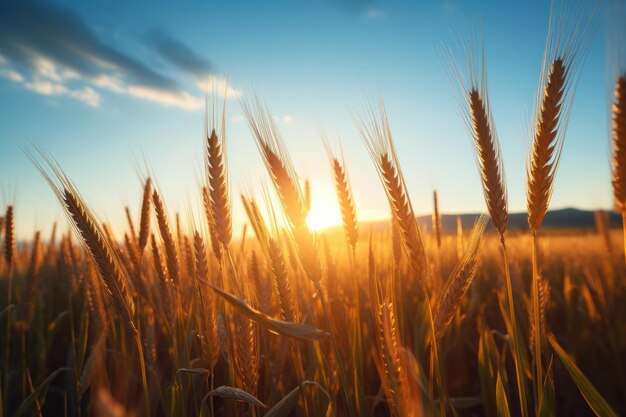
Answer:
[147,29,213,79]
[0,1,233,109]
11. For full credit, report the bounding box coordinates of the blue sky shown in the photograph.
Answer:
[0,0,616,239]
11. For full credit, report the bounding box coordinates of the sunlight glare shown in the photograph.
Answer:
[306,205,342,231]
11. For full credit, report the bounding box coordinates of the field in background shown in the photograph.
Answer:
[0,200,624,416]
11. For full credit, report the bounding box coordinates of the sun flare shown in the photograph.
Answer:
[305,205,342,231]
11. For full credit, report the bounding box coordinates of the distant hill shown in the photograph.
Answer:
[323,208,622,235]
[419,208,622,234]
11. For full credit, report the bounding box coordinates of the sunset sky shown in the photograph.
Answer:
[0,0,615,238]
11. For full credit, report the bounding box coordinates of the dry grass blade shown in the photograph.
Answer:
[204,282,326,341]
[206,386,266,408]
[434,215,488,340]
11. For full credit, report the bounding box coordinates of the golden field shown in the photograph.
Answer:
[0,196,624,417]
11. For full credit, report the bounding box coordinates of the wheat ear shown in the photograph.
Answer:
[242,99,322,282]
[527,58,567,232]
[64,189,136,328]
[206,128,232,248]
[4,205,14,273]
[358,102,427,284]
[467,89,508,239]
[611,76,626,264]
[327,151,359,254]
[137,178,152,254]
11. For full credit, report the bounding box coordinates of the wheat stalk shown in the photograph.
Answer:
[152,190,180,285]
[594,210,614,259]
[202,186,223,261]
[151,234,175,321]
[242,99,322,283]
[193,231,219,370]
[23,230,41,326]
[434,215,487,340]
[456,216,464,261]
[125,206,137,246]
[432,191,442,249]
[267,237,299,323]
[303,178,311,216]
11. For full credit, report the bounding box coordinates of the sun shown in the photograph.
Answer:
[305,205,342,231]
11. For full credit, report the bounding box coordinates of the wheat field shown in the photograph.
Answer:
[1,3,626,417]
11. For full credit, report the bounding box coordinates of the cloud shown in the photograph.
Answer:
[25,79,101,107]
[0,1,231,109]
[0,68,24,83]
[147,29,213,79]
[195,76,241,99]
